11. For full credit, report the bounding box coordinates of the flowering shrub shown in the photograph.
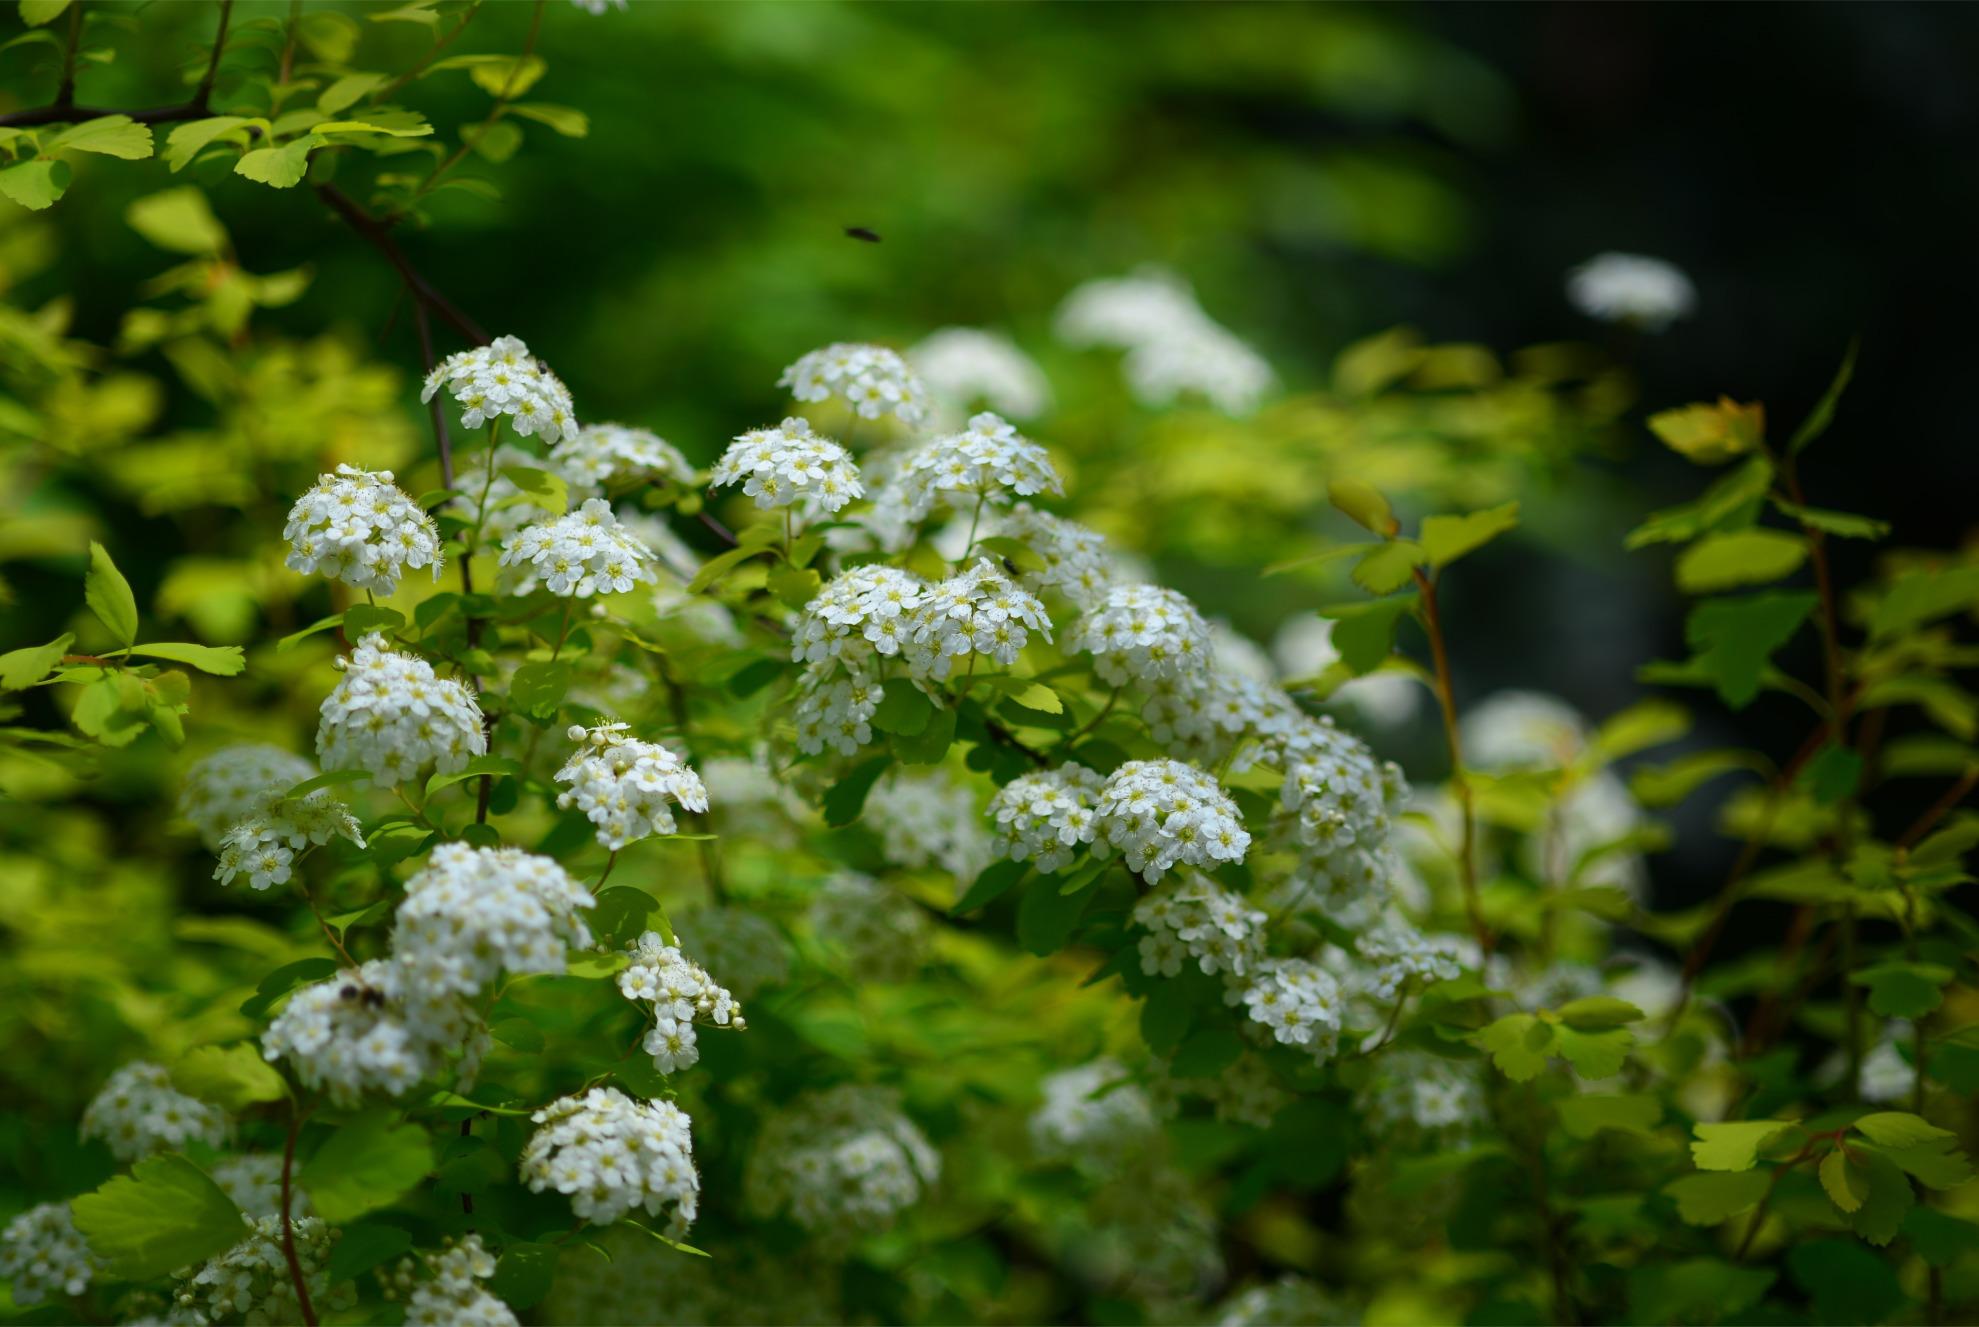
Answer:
[2,6,1977,1327]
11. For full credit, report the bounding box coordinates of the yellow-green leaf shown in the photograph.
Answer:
[172,1044,289,1111]
[1674,530,1806,594]
[71,1154,244,1279]
[126,186,228,255]
[1420,501,1519,569]
[0,158,70,210]
[85,541,139,646]
[48,114,154,160]
[1691,1119,1801,1172]
[1327,477,1395,536]
[1820,1149,1868,1214]
[1648,397,1765,465]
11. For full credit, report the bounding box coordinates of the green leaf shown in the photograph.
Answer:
[1589,699,1689,764]
[1788,1235,1904,1325]
[317,72,387,114]
[1625,456,1773,549]
[48,114,153,159]
[1472,1012,1552,1082]
[285,768,371,799]
[1420,501,1519,569]
[1554,996,1645,1030]
[1009,682,1061,715]
[298,1108,434,1222]
[1771,499,1889,541]
[1852,1113,1955,1149]
[172,1044,288,1111]
[1327,477,1395,535]
[0,158,70,210]
[892,703,956,765]
[822,755,891,827]
[19,0,72,26]
[1321,596,1416,675]
[1880,1141,1973,1190]
[125,642,246,676]
[1556,1093,1661,1139]
[342,604,404,640]
[1691,1120,1800,1171]
[1870,566,1979,641]
[1553,1025,1632,1079]
[499,464,568,513]
[591,885,666,948]
[1903,1207,1979,1268]
[278,613,345,651]
[326,1221,413,1284]
[767,563,821,609]
[424,754,522,798]
[1683,591,1817,710]
[870,679,934,737]
[1819,1149,1869,1214]
[1799,742,1863,806]
[126,187,227,255]
[1015,874,1093,955]
[164,116,251,172]
[1675,529,1807,594]
[1788,339,1858,456]
[511,102,589,137]
[1169,1027,1243,1078]
[240,957,339,1019]
[1648,397,1765,465]
[0,632,73,689]
[1350,541,1424,595]
[468,53,547,98]
[489,1240,558,1309]
[1664,1170,1770,1225]
[85,541,140,646]
[1625,1259,1775,1326]
[951,859,1027,915]
[686,545,756,594]
[509,659,572,720]
[1139,978,1196,1056]
[71,1154,244,1279]
[1849,964,1953,1020]
[235,138,315,188]
[1843,1148,1913,1246]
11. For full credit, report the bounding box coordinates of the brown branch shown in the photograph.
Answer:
[55,1,81,108]
[1896,766,1979,853]
[314,183,491,346]
[1411,565,1491,956]
[280,1103,319,1327]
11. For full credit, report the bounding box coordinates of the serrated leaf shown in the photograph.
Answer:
[48,114,153,159]
[298,1108,433,1222]
[1799,742,1863,806]
[1009,682,1061,714]
[1648,397,1765,465]
[1771,499,1889,541]
[173,1044,288,1111]
[892,702,956,765]
[85,541,139,645]
[1626,456,1774,550]
[1675,529,1807,594]
[509,659,571,719]
[1820,1149,1869,1213]
[1554,1024,1632,1078]
[164,116,251,172]
[511,102,589,137]
[317,72,387,114]
[1691,1120,1800,1171]
[235,138,315,188]
[466,53,546,98]
[1557,1093,1661,1139]
[951,859,1027,915]
[1320,596,1416,675]
[1683,591,1817,710]
[126,642,246,676]
[1664,1170,1770,1225]
[1350,540,1424,595]
[499,464,567,513]
[1420,501,1519,568]
[1844,1147,1913,1246]
[1472,1012,1552,1082]
[1849,964,1952,1019]
[424,754,522,797]
[0,158,70,210]
[0,632,73,689]
[71,1154,244,1279]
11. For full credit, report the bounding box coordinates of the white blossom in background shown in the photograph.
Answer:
[1858,1033,1915,1104]
[316,633,486,783]
[1356,921,1467,1000]
[674,907,791,999]
[554,722,708,851]
[745,1085,939,1238]
[570,0,626,16]
[553,422,694,491]
[779,342,928,427]
[1056,268,1213,350]
[0,1203,97,1306]
[213,793,366,891]
[421,334,577,442]
[895,411,1062,521]
[1055,267,1275,415]
[1081,1166,1227,1297]
[80,1061,227,1162]
[1214,1277,1352,1327]
[1273,715,1407,911]
[522,1087,700,1232]
[1239,958,1345,1064]
[209,1155,306,1220]
[987,762,1105,873]
[905,558,1053,679]
[1141,667,1286,766]
[1513,960,1605,1013]
[808,871,931,983]
[178,744,316,850]
[792,564,927,665]
[175,1215,348,1326]
[998,503,1116,607]
[1566,252,1697,332]
[1152,1050,1287,1128]
[617,932,744,1075]
[1070,582,1211,687]
[1462,689,1587,771]
[792,665,880,756]
[393,844,595,1001]
[1096,759,1250,881]
[866,770,990,880]
[1132,874,1266,978]
[500,498,659,598]
[1030,1059,1158,1167]
[452,443,584,554]
[261,959,481,1106]
[1357,1049,1486,1140]
[1271,613,1422,729]
[283,464,442,596]
[909,327,1051,422]
[711,417,862,519]
[393,1235,518,1327]
[539,1228,835,1327]
[1609,956,1683,1022]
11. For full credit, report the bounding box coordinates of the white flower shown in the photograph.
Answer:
[454,443,600,555]
[1566,252,1696,331]
[1215,1277,1352,1327]
[808,872,931,983]
[80,1061,227,1162]
[554,722,707,851]
[283,464,442,596]
[1239,958,1344,1064]
[214,793,366,891]
[1357,1049,1486,1140]
[1461,689,1588,771]
[421,334,578,443]
[553,422,693,493]
[1270,614,1422,728]
[1056,268,1273,414]
[1152,1050,1286,1128]
[178,744,317,850]
[261,959,483,1107]
[393,843,596,1001]
[1070,582,1211,687]
[792,564,928,666]
[987,762,1105,873]
[176,1215,347,1325]
[0,1203,98,1306]
[673,907,791,1000]
[397,1235,517,1327]
[909,327,1050,421]
[865,770,989,881]
[1098,759,1250,882]
[710,417,862,519]
[1271,715,1407,911]
[745,1085,939,1238]
[316,633,486,784]
[501,497,659,598]
[1356,920,1467,1000]
[1859,1033,1915,1104]
[779,342,928,427]
[998,503,1116,607]
[792,664,881,756]
[1131,873,1266,977]
[895,411,1062,521]
[1030,1059,1157,1168]
[209,1155,309,1220]
[522,1087,699,1231]
[617,933,745,1075]
[904,557,1053,680]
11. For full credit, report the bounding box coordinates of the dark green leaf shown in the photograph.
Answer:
[822,755,891,827]
[1787,339,1858,456]
[951,859,1027,915]
[1015,875,1093,956]
[1683,591,1818,710]
[71,1154,244,1279]
[298,1108,434,1222]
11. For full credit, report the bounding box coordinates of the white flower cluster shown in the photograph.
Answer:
[500,497,659,598]
[674,907,791,999]
[746,1084,939,1237]
[422,334,577,442]
[80,1061,227,1162]
[317,633,487,783]
[178,744,315,850]
[1566,252,1697,331]
[1462,689,1586,770]
[554,722,708,851]
[865,771,989,880]
[792,564,926,665]
[1276,715,1408,908]
[1356,1049,1486,1140]
[1082,1167,1226,1298]
[210,1155,304,1220]
[395,1235,517,1327]
[283,464,442,596]
[1153,1050,1289,1128]
[554,422,693,490]
[1030,1059,1158,1167]
[999,503,1115,607]
[1055,268,1274,415]
[1142,667,1291,765]
[780,341,928,426]
[213,793,366,891]
[1215,1278,1351,1327]
[792,669,881,756]
[617,932,744,1074]
[1132,874,1267,978]
[711,417,862,518]
[261,959,481,1106]
[987,762,1105,873]
[176,1215,346,1325]
[1096,759,1250,881]
[1239,958,1344,1065]
[1071,582,1211,687]
[904,557,1052,679]
[809,872,931,983]
[895,411,1062,519]
[0,1203,96,1306]
[522,1087,700,1231]
[1356,921,1467,1000]
[909,327,1050,421]
[394,844,595,1000]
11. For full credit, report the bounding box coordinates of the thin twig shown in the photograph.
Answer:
[1411,566,1490,955]
[315,184,491,344]
[55,1,81,108]
[280,1103,319,1327]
